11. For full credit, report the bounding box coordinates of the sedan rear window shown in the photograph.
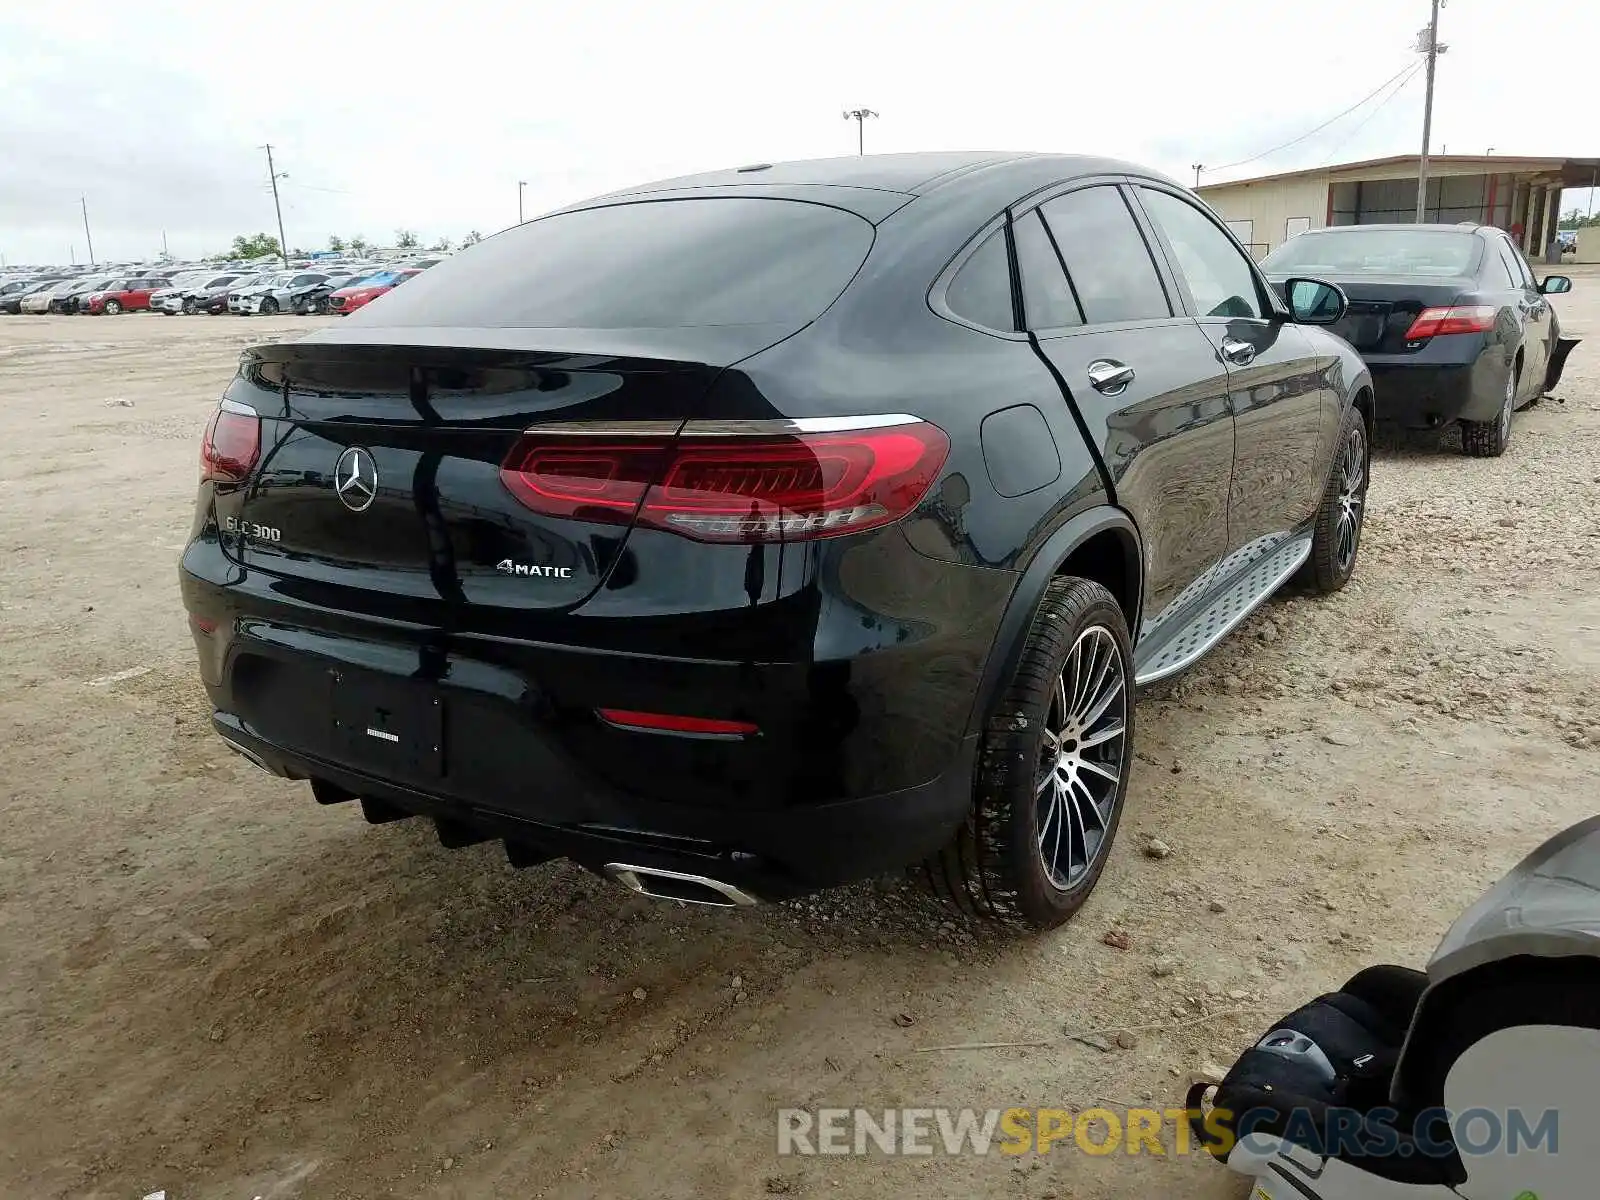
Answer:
[366,198,875,329]
[1264,229,1480,276]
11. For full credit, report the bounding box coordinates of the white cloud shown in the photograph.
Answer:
[0,0,1589,265]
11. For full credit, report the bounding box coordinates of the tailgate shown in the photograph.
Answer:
[213,334,781,616]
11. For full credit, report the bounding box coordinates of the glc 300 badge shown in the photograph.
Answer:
[496,559,573,579]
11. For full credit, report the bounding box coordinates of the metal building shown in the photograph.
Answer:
[1195,154,1599,262]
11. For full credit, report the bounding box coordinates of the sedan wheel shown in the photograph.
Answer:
[259,296,279,315]
[103,299,121,315]
[1462,363,1517,458]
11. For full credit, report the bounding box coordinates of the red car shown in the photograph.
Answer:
[326,268,422,314]
[82,277,165,314]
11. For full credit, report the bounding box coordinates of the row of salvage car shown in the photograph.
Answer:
[0,259,438,317]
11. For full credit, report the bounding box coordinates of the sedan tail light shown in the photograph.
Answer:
[200,400,261,482]
[499,417,949,543]
[1403,305,1498,340]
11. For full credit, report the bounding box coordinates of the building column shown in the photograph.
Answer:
[1522,187,1540,254]
[1544,185,1562,259]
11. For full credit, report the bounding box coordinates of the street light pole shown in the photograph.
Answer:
[842,108,878,155]
[262,144,291,266]
[1415,0,1444,223]
[1192,163,1204,188]
[80,196,96,266]
[518,180,527,224]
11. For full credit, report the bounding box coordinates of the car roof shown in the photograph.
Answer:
[571,151,1182,222]
[1295,223,1493,236]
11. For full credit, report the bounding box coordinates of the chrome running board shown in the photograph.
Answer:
[1133,533,1312,688]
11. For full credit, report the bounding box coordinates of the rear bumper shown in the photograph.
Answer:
[178,529,1009,898]
[1367,344,1508,429]
[211,712,976,899]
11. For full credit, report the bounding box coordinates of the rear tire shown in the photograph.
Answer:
[920,577,1133,932]
[1461,362,1516,457]
[1298,402,1369,594]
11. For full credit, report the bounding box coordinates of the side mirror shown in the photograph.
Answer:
[1284,277,1348,325]
[1540,275,1572,295]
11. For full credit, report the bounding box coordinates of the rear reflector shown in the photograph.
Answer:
[597,709,758,737]
[201,400,261,483]
[1403,305,1498,340]
[499,417,949,543]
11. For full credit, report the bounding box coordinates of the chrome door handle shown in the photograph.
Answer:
[1220,337,1257,366]
[1087,359,1135,395]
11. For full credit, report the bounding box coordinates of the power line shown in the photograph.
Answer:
[1320,61,1424,166]
[282,180,355,195]
[1203,62,1418,177]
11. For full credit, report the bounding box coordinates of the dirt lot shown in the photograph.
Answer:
[2,288,1598,1200]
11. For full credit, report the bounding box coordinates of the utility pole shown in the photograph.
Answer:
[80,196,95,266]
[161,230,170,260]
[1192,163,1204,188]
[518,180,528,224]
[262,144,291,266]
[842,108,878,155]
[1414,0,1446,223]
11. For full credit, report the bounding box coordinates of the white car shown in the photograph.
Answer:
[228,270,332,315]
[20,277,104,315]
[153,272,247,315]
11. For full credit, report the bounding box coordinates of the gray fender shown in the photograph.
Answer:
[963,505,1142,738]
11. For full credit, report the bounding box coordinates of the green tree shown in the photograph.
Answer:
[461,230,483,246]
[230,232,282,260]
[430,237,453,251]
[349,235,369,254]
[328,235,346,252]
[395,229,420,249]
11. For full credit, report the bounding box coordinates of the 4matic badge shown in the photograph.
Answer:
[496,559,574,579]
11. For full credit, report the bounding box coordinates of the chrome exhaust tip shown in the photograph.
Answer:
[603,863,761,907]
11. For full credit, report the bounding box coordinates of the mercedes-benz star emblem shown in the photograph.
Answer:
[334,447,378,513]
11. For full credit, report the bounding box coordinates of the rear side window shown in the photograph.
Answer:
[1038,188,1171,324]
[367,198,874,329]
[1502,240,1535,288]
[1491,243,1520,289]
[945,229,1015,331]
[1013,211,1082,330]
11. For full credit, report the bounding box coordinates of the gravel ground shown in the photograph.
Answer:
[1,287,1598,1199]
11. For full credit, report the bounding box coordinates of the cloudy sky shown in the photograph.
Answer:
[1,0,1592,265]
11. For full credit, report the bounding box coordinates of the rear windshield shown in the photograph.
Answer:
[1264,229,1480,277]
[364,197,875,328]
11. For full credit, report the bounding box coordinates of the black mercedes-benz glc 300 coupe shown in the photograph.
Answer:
[181,152,1372,932]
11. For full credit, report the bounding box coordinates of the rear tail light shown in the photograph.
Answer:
[499,417,949,543]
[1403,305,1498,340]
[597,708,758,737]
[200,400,261,483]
